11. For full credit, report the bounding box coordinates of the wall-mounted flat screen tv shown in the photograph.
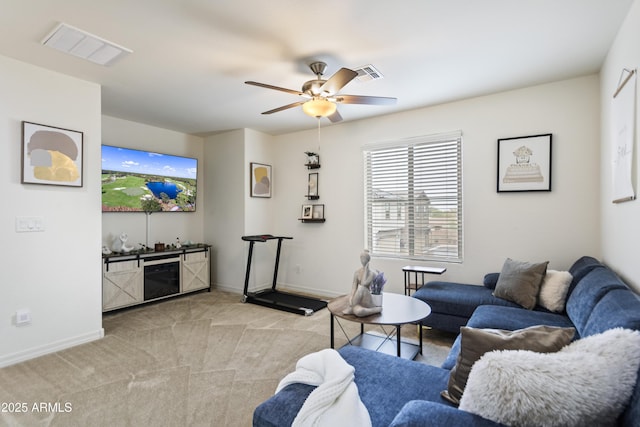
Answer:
[101,145,197,212]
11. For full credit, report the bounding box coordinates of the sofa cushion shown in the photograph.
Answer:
[565,266,628,334]
[414,281,519,320]
[253,383,315,427]
[459,328,640,427]
[390,400,502,427]
[493,258,548,309]
[441,325,575,405]
[582,288,640,337]
[440,304,576,370]
[466,304,575,331]
[537,270,572,312]
[338,346,453,427]
[567,255,604,294]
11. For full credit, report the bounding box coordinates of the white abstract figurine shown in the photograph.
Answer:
[111,232,134,253]
[343,250,383,317]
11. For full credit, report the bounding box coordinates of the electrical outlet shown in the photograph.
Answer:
[15,309,31,326]
[295,265,302,274]
[15,216,45,232]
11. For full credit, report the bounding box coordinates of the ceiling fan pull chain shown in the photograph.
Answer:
[317,117,322,153]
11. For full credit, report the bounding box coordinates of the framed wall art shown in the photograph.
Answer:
[301,204,313,219]
[497,134,552,193]
[21,121,84,187]
[307,172,319,199]
[250,162,271,197]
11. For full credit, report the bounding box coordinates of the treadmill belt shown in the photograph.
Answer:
[248,290,327,315]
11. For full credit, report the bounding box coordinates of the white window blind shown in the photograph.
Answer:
[363,132,462,262]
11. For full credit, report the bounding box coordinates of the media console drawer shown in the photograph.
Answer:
[102,245,210,312]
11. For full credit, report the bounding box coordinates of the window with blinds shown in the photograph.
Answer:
[363,132,462,262]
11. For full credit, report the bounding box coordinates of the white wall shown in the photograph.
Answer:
[600,0,640,292]
[0,55,103,367]
[203,128,278,294]
[203,130,247,292]
[101,116,205,248]
[271,76,601,297]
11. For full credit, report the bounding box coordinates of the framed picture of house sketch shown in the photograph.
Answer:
[497,134,552,192]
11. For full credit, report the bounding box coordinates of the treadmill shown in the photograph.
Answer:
[241,234,327,316]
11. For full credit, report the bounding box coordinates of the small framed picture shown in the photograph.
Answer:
[250,162,272,197]
[22,121,84,187]
[312,204,325,219]
[301,204,313,219]
[305,151,320,166]
[308,173,319,197]
[497,134,552,192]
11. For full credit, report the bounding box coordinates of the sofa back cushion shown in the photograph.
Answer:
[565,267,627,336]
[567,255,604,295]
[583,288,640,336]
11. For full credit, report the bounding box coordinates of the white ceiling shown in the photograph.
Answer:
[0,0,633,136]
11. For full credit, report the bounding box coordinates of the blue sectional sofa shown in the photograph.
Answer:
[253,256,640,426]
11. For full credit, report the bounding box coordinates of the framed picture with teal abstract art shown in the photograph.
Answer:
[250,162,271,197]
[497,133,552,193]
[21,121,84,187]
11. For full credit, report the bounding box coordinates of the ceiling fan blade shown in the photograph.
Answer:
[334,94,397,105]
[261,101,306,115]
[319,68,358,95]
[327,109,343,123]
[245,81,307,97]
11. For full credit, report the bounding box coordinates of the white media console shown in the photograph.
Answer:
[102,244,210,312]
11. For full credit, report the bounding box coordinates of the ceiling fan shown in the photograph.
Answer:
[245,61,397,123]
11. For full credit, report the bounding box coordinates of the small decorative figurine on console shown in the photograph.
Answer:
[111,232,134,253]
[343,249,383,317]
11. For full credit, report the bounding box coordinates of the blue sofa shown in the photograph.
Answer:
[253,256,640,426]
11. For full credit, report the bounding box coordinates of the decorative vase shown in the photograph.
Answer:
[371,293,383,307]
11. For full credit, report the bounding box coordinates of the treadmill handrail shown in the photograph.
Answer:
[242,235,292,242]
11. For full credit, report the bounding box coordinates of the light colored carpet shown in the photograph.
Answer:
[0,289,455,426]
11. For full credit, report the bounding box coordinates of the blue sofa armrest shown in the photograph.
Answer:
[389,400,505,427]
[253,383,314,427]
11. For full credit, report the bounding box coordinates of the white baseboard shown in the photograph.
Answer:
[0,328,105,368]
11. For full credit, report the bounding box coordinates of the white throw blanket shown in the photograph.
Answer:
[276,349,372,427]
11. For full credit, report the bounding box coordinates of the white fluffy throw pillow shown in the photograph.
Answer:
[459,328,640,427]
[538,270,573,312]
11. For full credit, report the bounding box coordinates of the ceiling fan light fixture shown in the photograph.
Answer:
[302,98,337,118]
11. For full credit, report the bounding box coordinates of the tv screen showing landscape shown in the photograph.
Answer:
[101,145,197,212]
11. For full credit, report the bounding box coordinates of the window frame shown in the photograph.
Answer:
[363,131,463,263]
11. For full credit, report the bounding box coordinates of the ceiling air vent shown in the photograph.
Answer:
[42,23,132,66]
[353,64,384,82]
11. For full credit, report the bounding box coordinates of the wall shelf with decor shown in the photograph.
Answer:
[299,218,326,223]
[300,152,325,223]
[300,204,325,223]
[305,152,320,169]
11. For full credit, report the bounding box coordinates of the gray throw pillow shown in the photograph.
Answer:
[441,325,575,406]
[493,258,548,309]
